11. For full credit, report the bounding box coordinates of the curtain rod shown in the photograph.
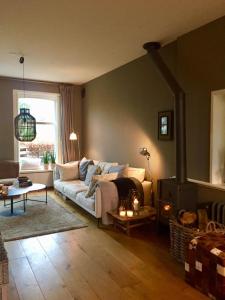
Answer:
[0,75,76,86]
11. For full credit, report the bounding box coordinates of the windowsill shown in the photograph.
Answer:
[20,168,54,174]
[188,178,225,191]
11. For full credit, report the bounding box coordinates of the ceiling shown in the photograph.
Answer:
[0,0,225,84]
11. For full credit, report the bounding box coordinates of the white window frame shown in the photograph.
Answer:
[210,89,225,185]
[13,89,61,164]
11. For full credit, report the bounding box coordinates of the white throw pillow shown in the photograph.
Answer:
[126,167,145,182]
[56,161,79,181]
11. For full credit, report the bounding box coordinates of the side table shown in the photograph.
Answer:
[108,206,156,235]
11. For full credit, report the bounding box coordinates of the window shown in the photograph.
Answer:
[210,89,225,185]
[13,90,60,170]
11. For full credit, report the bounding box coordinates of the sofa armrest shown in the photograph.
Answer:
[95,180,119,224]
[142,180,152,206]
[53,166,60,181]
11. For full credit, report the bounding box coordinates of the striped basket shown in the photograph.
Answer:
[169,219,203,264]
[0,234,8,286]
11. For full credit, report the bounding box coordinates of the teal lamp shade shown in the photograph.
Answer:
[14,108,36,142]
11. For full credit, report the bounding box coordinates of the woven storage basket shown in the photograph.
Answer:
[0,234,8,286]
[169,219,203,264]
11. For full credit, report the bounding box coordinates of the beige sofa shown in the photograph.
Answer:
[54,160,152,224]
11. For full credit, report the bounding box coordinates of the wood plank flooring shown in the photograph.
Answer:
[4,191,208,300]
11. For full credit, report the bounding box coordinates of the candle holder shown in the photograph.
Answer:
[119,210,126,217]
[0,184,3,195]
[2,186,8,196]
[133,197,140,215]
[126,210,134,218]
[118,199,126,217]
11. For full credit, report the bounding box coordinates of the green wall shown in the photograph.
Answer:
[84,16,225,186]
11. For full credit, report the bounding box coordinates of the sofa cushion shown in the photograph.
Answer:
[108,165,127,177]
[126,167,145,182]
[97,161,118,174]
[54,179,87,196]
[0,178,16,185]
[54,179,65,193]
[56,161,79,181]
[76,191,95,211]
[84,165,101,186]
[79,157,94,180]
[85,172,118,198]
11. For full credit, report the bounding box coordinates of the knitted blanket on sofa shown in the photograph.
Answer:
[111,177,144,209]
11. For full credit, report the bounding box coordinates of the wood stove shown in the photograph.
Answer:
[143,42,197,224]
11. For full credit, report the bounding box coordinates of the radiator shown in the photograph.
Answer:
[210,201,225,224]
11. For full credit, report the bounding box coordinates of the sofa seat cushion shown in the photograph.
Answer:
[63,180,88,199]
[54,179,65,193]
[76,191,95,211]
[54,179,88,197]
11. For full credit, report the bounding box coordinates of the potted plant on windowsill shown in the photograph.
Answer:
[43,152,49,170]
[49,152,56,170]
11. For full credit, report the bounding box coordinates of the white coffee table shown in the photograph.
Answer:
[1,183,47,214]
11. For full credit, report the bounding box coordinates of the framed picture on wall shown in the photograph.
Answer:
[158,111,173,140]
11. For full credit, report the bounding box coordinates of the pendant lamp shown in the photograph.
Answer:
[14,57,36,142]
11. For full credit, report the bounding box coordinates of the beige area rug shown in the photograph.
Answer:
[0,195,87,241]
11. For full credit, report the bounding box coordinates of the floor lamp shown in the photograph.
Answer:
[139,147,154,206]
[69,132,81,160]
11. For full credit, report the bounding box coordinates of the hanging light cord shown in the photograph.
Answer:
[19,56,25,98]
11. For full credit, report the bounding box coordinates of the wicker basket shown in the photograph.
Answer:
[169,219,203,264]
[0,234,8,286]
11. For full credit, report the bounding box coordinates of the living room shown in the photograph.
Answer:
[1,1,225,299]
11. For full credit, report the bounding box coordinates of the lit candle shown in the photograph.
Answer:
[119,211,126,217]
[133,198,139,211]
[127,210,133,217]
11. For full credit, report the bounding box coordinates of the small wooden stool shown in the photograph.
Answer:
[108,207,156,235]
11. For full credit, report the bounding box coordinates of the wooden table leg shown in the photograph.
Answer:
[127,221,130,236]
[23,194,26,212]
[45,187,48,204]
[113,218,116,230]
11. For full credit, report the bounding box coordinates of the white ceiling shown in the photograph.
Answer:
[0,0,225,84]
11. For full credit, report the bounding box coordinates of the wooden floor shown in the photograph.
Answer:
[5,190,208,300]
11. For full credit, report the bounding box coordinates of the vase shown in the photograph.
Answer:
[50,163,56,170]
[44,163,49,170]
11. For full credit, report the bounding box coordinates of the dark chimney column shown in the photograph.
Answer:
[143,42,187,184]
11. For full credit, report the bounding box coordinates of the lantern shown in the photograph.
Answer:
[14,108,36,142]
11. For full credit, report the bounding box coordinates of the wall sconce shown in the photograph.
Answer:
[69,131,81,160]
[139,147,153,205]
[139,147,150,160]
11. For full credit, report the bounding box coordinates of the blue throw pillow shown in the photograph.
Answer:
[108,165,126,177]
[79,158,94,180]
[84,165,102,186]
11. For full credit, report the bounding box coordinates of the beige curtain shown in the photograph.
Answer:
[59,84,78,163]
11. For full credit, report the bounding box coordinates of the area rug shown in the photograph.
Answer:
[0,195,87,241]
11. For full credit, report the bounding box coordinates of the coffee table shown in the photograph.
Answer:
[0,183,47,214]
[108,206,156,235]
